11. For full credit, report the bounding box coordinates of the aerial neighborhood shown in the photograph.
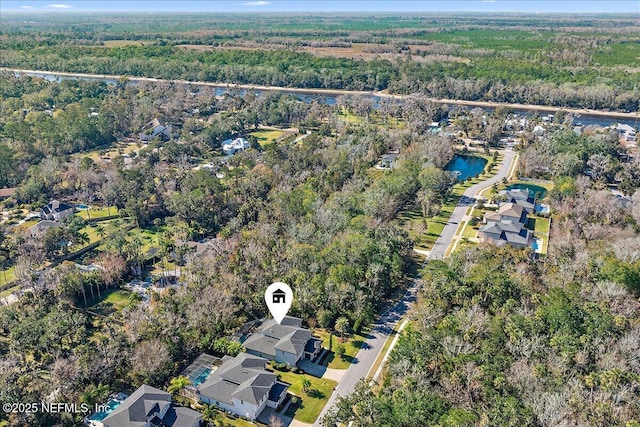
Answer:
[1,6,639,427]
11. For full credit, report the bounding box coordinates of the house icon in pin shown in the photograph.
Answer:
[272,288,286,304]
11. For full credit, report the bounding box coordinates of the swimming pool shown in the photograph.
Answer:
[87,398,122,422]
[531,238,543,253]
[76,204,90,210]
[535,203,550,214]
[191,368,212,387]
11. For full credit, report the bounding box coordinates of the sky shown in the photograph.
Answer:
[1,1,639,14]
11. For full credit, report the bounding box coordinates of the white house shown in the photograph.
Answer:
[40,200,75,221]
[140,118,172,142]
[222,137,250,155]
[197,353,288,420]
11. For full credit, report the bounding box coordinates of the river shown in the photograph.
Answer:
[7,68,639,129]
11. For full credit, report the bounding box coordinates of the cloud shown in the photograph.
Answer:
[47,4,73,8]
[244,1,270,6]
[20,5,35,8]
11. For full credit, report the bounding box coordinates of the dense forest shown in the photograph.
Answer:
[324,228,640,426]
[1,13,639,111]
[0,71,461,426]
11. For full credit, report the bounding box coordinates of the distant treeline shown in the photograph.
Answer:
[2,43,638,111]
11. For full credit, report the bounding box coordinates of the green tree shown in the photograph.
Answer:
[167,376,191,395]
[301,378,311,393]
[335,317,350,342]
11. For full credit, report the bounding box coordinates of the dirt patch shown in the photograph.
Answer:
[101,40,147,47]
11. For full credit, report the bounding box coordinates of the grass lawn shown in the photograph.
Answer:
[0,266,16,287]
[533,216,551,234]
[314,329,367,369]
[13,219,39,233]
[461,222,478,238]
[210,412,260,427]
[249,129,287,147]
[277,370,337,423]
[87,289,138,316]
[76,206,118,220]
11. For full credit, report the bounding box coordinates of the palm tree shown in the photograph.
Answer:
[301,378,311,393]
[168,375,191,395]
[201,403,217,423]
[334,317,350,342]
[96,225,106,241]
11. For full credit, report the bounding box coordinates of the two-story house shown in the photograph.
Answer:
[101,384,203,427]
[197,353,289,420]
[242,316,321,366]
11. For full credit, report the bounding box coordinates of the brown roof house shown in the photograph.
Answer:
[0,187,16,200]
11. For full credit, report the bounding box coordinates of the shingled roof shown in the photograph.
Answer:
[198,353,276,406]
[102,385,170,427]
[243,317,312,359]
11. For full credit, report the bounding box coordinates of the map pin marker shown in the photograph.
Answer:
[265,282,293,325]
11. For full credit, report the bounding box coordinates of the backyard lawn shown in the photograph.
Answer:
[76,206,118,220]
[314,329,367,369]
[0,266,16,287]
[532,216,551,234]
[88,289,138,315]
[277,370,337,423]
[249,129,287,147]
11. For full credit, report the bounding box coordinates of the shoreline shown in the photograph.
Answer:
[3,67,639,121]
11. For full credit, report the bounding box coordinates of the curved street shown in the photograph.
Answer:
[429,149,517,260]
[315,149,517,426]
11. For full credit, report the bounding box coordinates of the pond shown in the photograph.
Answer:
[507,183,548,200]
[445,155,488,181]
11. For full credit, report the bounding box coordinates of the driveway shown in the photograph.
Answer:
[429,150,517,260]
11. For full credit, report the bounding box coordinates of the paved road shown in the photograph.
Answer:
[315,151,517,425]
[428,150,517,260]
[313,283,419,426]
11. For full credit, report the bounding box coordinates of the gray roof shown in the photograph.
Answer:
[497,220,522,234]
[242,334,278,357]
[103,385,170,427]
[243,317,312,358]
[162,406,203,427]
[479,223,502,235]
[42,200,74,214]
[504,189,530,201]
[514,199,535,211]
[198,353,276,406]
[498,202,524,219]
[279,316,303,327]
[274,329,312,355]
[505,229,532,245]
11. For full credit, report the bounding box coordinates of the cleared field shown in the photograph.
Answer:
[249,129,287,147]
[102,40,148,47]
